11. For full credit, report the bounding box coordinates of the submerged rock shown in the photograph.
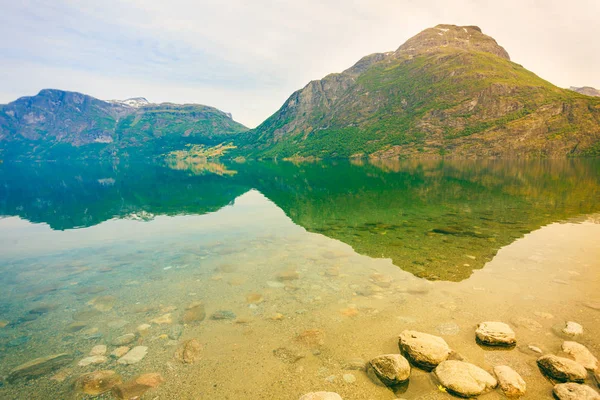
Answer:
[553,382,600,400]
[476,322,516,346]
[296,329,325,348]
[399,330,451,370]
[182,302,206,324]
[537,355,586,382]
[87,295,116,312]
[273,347,305,364]
[175,339,202,364]
[89,345,107,356]
[169,324,184,340]
[78,355,107,367]
[74,370,122,395]
[493,365,526,397]
[298,392,342,400]
[367,354,410,386]
[434,360,497,397]
[7,353,72,382]
[136,323,151,336]
[112,373,164,400]
[150,313,172,325]
[111,346,130,358]
[211,310,236,320]
[562,341,598,370]
[117,346,148,365]
[276,270,300,281]
[246,293,264,304]
[342,358,367,371]
[112,333,136,346]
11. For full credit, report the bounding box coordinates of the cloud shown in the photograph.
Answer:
[0,0,599,127]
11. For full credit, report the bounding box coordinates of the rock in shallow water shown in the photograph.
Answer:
[367,354,410,387]
[112,333,136,346]
[117,346,148,365]
[562,341,598,370]
[537,355,587,382]
[399,330,451,370]
[562,321,584,336]
[175,339,202,364]
[112,373,164,399]
[298,392,342,400]
[89,345,107,356]
[7,353,72,382]
[74,370,122,395]
[476,321,516,346]
[434,360,497,397]
[211,310,236,320]
[78,355,107,367]
[553,382,600,400]
[182,302,205,323]
[493,365,526,397]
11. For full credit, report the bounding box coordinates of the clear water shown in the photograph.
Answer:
[0,159,599,399]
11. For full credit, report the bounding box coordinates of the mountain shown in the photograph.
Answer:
[237,24,600,158]
[570,86,600,97]
[0,89,248,160]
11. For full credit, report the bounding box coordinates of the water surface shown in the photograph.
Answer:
[0,159,599,399]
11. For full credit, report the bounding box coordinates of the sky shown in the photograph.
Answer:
[0,0,599,128]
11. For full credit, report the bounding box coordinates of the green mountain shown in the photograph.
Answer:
[0,89,248,160]
[237,24,600,159]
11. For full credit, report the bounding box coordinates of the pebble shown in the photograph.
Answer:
[7,353,72,382]
[169,324,184,340]
[117,346,148,365]
[78,355,107,367]
[342,358,366,371]
[150,313,172,325]
[266,281,285,288]
[111,346,130,358]
[343,373,356,383]
[175,339,202,364]
[89,345,107,356]
[182,302,206,323]
[136,323,151,335]
[112,333,136,346]
[367,354,411,386]
[211,310,236,320]
[74,370,122,395]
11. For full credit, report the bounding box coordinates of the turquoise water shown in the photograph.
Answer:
[0,159,599,399]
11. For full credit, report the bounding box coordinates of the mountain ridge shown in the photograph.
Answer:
[0,89,248,160]
[235,24,600,159]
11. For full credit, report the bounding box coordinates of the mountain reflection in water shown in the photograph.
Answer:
[1,158,599,282]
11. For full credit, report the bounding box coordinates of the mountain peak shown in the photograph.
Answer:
[108,97,151,108]
[396,24,510,60]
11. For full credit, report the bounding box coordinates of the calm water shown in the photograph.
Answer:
[0,159,599,399]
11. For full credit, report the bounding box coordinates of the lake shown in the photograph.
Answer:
[0,158,599,399]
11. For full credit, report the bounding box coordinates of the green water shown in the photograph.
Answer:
[0,159,599,399]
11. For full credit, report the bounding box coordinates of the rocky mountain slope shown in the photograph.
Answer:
[237,24,600,158]
[570,86,600,97]
[0,89,247,160]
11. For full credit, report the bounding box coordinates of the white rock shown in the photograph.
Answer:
[117,346,148,365]
[342,373,356,383]
[494,365,526,397]
[434,360,497,397]
[563,321,583,336]
[398,330,451,370]
[476,322,516,346]
[553,382,600,400]
[537,355,587,382]
[562,341,598,370]
[89,345,107,356]
[78,355,107,367]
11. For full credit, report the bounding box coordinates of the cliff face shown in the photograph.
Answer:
[0,89,248,160]
[238,24,600,158]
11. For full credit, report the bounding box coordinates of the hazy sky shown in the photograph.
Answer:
[1,0,598,127]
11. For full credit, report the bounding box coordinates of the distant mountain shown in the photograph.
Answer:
[0,89,248,160]
[237,24,600,158]
[108,97,151,108]
[569,86,600,97]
